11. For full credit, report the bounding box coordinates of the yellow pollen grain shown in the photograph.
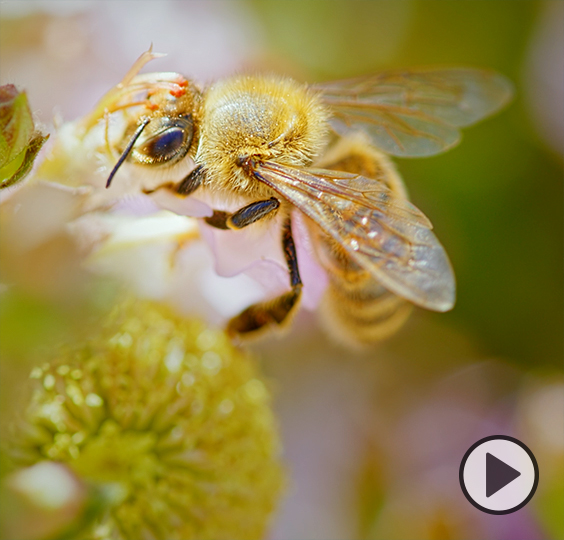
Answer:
[85,393,103,407]
[118,333,133,348]
[165,342,184,373]
[56,365,70,376]
[196,329,217,350]
[72,432,85,444]
[201,351,222,374]
[181,373,195,387]
[66,384,84,405]
[218,399,234,415]
[244,379,268,403]
[54,433,71,446]
[43,374,56,390]
[30,367,43,379]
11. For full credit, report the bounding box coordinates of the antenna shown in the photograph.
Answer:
[105,118,151,188]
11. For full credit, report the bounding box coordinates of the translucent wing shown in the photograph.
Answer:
[315,67,513,157]
[251,160,455,311]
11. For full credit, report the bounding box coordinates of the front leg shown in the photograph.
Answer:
[142,164,206,195]
[227,216,302,337]
[205,198,280,230]
[144,165,280,230]
[176,164,206,195]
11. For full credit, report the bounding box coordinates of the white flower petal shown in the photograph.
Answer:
[150,189,213,218]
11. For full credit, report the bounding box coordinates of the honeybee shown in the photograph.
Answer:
[98,51,512,344]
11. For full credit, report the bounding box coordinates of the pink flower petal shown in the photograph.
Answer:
[199,216,285,277]
[292,211,329,310]
[199,209,328,311]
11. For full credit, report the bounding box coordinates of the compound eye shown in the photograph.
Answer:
[143,127,186,162]
[134,115,194,165]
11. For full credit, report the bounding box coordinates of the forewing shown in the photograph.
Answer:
[253,161,455,311]
[315,67,513,157]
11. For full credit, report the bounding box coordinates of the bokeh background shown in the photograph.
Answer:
[1,1,562,539]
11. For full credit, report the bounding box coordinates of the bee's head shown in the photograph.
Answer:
[106,78,201,189]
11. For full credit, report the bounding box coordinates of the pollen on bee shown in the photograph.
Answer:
[170,87,187,98]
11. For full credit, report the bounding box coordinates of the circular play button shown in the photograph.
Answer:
[459,435,539,515]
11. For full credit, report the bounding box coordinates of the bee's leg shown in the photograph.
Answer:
[176,165,205,195]
[226,216,302,336]
[141,165,205,195]
[204,198,280,230]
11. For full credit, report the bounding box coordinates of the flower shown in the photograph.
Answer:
[8,297,284,540]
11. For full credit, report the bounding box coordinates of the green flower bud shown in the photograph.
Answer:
[0,85,49,189]
[8,298,284,540]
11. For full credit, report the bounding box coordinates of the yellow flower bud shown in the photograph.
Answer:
[9,298,284,540]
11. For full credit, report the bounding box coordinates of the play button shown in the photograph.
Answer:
[459,435,539,514]
[486,452,521,497]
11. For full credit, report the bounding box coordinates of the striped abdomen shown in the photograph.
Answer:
[312,135,414,346]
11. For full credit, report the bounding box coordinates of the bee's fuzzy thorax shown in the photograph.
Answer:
[196,74,329,201]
